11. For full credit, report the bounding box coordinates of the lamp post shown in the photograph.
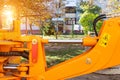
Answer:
[71,18,74,38]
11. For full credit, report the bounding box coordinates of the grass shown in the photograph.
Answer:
[45,44,85,67]
[43,34,85,67]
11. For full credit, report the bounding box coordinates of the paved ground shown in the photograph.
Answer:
[68,73,120,80]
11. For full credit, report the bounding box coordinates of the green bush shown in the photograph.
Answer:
[79,1,102,35]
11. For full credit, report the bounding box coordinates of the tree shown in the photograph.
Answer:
[0,0,52,34]
[50,0,65,39]
[79,1,102,34]
[40,19,55,37]
[80,1,101,14]
[0,0,52,19]
[80,12,97,34]
[107,0,120,13]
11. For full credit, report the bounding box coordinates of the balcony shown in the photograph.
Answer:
[65,0,76,7]
[52,18,64,21]
[65,13,76,18]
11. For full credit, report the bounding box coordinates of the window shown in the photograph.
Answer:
[65,7,76,13]
[65,18,76,25]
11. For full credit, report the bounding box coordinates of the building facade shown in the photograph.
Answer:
[64,0,77,34]
[52,0,119,34]
[51,0,82,34]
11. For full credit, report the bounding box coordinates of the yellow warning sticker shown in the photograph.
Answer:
[99,33,110,47]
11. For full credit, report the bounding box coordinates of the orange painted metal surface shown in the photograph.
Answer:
[83,36,97,46]
[0,17,120,80]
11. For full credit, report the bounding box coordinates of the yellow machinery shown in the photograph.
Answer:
[0,12,120,80]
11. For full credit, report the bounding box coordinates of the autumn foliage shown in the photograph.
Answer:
[0,0,52,21]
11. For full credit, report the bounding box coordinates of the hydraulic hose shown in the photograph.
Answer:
[0,51,29,59]
[93,14,106,36]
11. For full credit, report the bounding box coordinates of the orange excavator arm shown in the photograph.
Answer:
[0,14,120,80]
[42,17,120,80]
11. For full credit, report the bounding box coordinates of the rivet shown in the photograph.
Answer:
[86,58,92,64]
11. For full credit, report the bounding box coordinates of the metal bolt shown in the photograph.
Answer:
[32,39,38,44]
[86,58,92,64]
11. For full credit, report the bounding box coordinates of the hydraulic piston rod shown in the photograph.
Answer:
[4,66,17,70]
[3,64,18,70]
[48,39,83,44]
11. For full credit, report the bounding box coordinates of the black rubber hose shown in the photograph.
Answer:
[0,51,29,59]
[22,51,29,59]
[93,14,106,36]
